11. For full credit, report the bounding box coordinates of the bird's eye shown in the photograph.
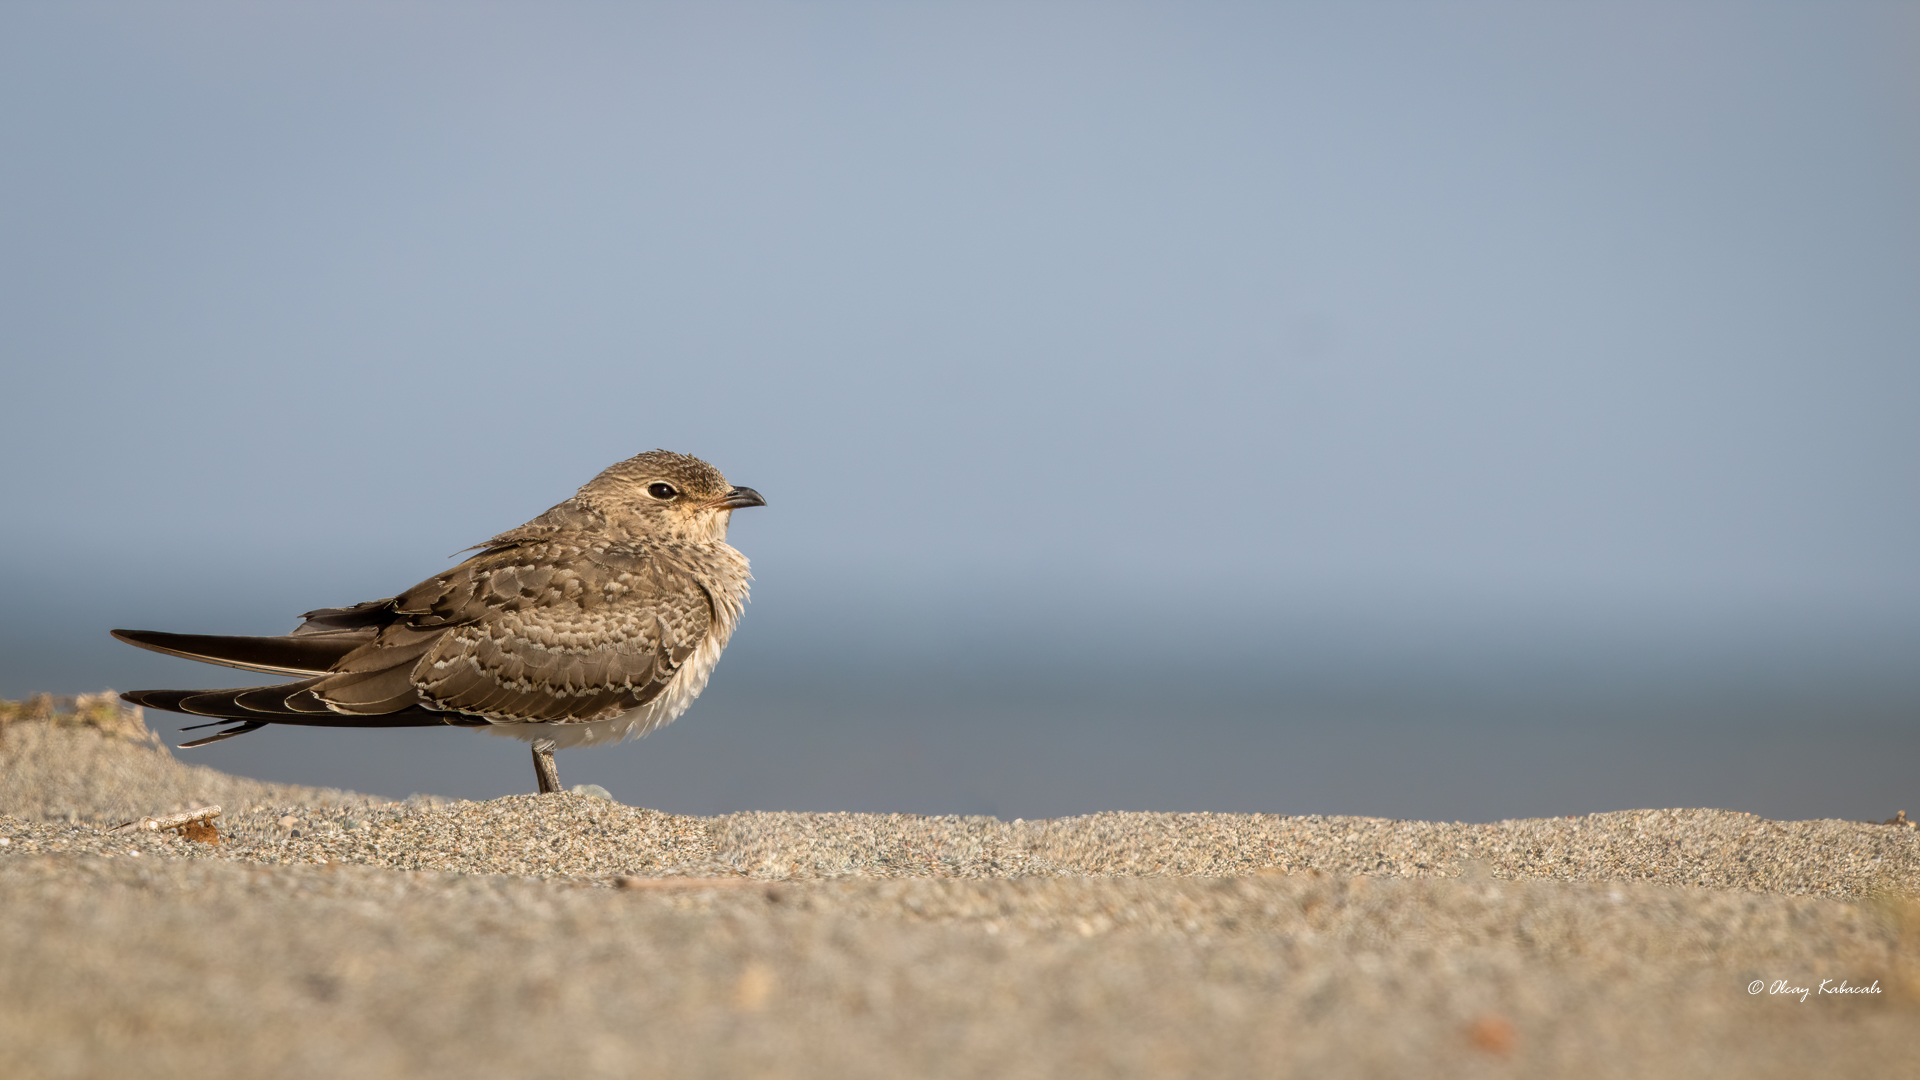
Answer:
[647,482,678,500]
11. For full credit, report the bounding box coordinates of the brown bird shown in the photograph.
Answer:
[114,450,764,794]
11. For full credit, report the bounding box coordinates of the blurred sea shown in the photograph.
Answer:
[11,603,1915,824]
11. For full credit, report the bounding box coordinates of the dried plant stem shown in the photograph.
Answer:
[110,806,222,834]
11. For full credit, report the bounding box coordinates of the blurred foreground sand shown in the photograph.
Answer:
[3,697,1917,1078]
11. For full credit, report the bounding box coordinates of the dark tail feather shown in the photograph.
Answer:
[177,682,330,717]
[179,722,271,748]
[122,688,230,713]
[123,683,330,718]
[111,628,372,677]
[121,683,489,748]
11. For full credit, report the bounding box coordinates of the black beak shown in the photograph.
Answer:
[716,486,766,510]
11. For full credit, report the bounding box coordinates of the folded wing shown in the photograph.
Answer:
[117,541,713,744]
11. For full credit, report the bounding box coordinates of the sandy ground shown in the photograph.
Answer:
[3,698,1917,1078]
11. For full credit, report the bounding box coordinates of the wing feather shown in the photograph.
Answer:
[123,536,715,736]
[405,546,710,723]
[110,628,371,677]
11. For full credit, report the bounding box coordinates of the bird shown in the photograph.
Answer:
[113,449,764,795]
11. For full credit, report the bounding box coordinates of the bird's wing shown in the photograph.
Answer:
[121,680,476,747]
[112,597,404,677]
[312,542,714,725]
[110,627,381,677]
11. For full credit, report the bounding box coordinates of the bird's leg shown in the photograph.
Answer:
[532,739,562,794]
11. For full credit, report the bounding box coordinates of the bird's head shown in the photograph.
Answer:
[580,449,765,542]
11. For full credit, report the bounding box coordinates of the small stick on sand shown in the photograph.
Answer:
[615,876,764,892]
[110,806,222,836]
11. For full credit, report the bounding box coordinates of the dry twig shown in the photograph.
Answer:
[110,806,223,841]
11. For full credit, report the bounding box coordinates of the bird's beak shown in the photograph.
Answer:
[714,486,766,510]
